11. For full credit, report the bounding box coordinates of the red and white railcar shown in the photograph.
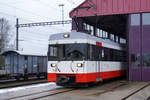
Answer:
[47,32,126,86]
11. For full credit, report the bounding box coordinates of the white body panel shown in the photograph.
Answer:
[48,61,84,74]
[48,61,126,74]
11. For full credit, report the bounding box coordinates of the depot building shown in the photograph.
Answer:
[69,0,150,81]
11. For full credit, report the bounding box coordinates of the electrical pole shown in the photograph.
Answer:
[16,18,19,50]
[59,4,64,26]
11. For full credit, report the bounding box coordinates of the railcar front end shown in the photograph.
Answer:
[47,32,126,86]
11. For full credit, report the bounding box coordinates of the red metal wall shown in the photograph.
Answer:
[70,0,150,18]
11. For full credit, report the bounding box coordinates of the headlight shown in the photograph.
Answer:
[77,63,83,67]
[64,34,70,38]
[51,63,57,67]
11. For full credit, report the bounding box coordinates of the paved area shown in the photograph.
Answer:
[40,81,150,100]
[127,85,150,100]
[0,79,150,100]
[0,82,59,100]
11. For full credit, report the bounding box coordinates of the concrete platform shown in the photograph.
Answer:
[0,79,150,100]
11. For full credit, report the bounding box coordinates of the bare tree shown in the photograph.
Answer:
[0,18,11,52]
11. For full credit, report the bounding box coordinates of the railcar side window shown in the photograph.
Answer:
[49,46,58,57]
[131,54,140,67]
[88,45,93,60]
[143,54,150,66]
[88,44,102,60]
[109,49,114,61]
[48,44,88,61]
[102,48,104,59]
[53,47,58,57]
[67,50,83,60]
[104,48,109,61]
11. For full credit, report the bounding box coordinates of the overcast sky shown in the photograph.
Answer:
[0,0,84,54]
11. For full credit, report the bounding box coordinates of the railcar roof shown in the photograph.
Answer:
[49,32,124,46]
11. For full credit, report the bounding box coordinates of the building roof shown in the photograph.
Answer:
[1,50,47,56]
[70,0,150,18]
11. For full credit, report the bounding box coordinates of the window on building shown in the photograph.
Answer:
[110,34,115,41]
[99,30,103,38]
[143,53,150,66]
[116,36,118,42]
[142,13,150,25]
[131,54,140,67]
[131,14,140,26]
[91,26,94,35]
[83,23,87,30]
[96,28,99,37]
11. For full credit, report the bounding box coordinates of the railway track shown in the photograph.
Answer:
[121,83,150,100]
[0,79,47,89]
[2,79,150,100]
[88,81,129,96]
[5,88,76,100]
[88,81,150,100]
[31,89,76,100]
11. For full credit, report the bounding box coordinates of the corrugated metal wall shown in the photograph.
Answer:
[70,0,150,17]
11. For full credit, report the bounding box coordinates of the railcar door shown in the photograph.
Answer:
[13,54,18,74]
[28,56,32,74]
[37,56,43,73]
[96,61,101,82]
[10,53,14,75]
[5,54,11,74]
[43,57,47,73]
[24,56,28,75]
[33,56,38,73]
[96,46,101,82]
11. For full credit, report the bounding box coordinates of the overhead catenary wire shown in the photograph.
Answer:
[0,11,69,35]
[0,1,52,21]
[20,39,48,45]
[0,11,39,23]
[19,30,50,37]
[32,0,61,12]
[20,40,48,45]
[19,36,48,42]
[18,32,49,41]
[0,2,72,31]
[20,43,47,48]
[66,0,77,5]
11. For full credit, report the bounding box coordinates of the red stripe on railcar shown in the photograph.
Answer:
[47,70,126,83]
[96,42,102,46]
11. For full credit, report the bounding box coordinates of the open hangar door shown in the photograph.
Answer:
[72,14,129,78]
[72,13,150,82]
[69,0,150,82]
[72,15,128,40]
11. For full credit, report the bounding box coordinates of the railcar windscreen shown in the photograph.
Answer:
[48,43,88,61]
